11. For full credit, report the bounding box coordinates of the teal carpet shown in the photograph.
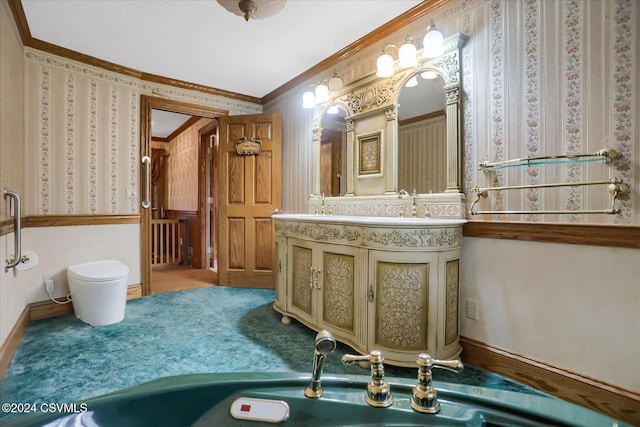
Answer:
[0,286,544,422]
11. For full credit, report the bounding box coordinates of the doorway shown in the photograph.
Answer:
[140,96,228,296]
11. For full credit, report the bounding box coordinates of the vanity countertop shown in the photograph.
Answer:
[272,213,466,227]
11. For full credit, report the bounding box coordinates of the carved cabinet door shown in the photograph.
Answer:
[287,238,366,347]
[287,239,316,324]
[367,250,439,365]
[317,244,366,347]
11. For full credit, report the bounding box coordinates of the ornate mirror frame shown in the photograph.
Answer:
[311,33,468,218]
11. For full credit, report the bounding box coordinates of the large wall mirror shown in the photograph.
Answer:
[319,106,347,196]
[397,72,446,194]
[310,33,467,216]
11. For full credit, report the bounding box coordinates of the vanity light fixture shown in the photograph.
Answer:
[376,36,416,78]
[326,105,340,114]
[315,83,330,104]
[422,20,444,59]
[302,89,316,109]
[405,76,419,88]
[328,72,344,92]
[398,36,417,68]
[376,20,445,77]
[420,70,439,80]
[376,51,395,78]
[302,73,344,109]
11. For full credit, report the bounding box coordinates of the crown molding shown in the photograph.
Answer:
[7,0,261,105]
[260,0,450,104]
[9,0,450,106]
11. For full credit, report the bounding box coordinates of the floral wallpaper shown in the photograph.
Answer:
[459,0,637,224]
[24,49,261,216]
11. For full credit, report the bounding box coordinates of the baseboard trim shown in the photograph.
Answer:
[0,284,142,381]
[0,306,30,381]
[460,336,640,425]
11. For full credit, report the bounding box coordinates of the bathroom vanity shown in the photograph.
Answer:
[272,213,465,366]
[272,33,468,366]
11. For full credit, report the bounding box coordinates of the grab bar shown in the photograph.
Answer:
[478,148,618,170]
[141,156,151,209]
[471,208,620,215]
[472,178,624,194]
[4,190,22,272]
[470,178,628,216]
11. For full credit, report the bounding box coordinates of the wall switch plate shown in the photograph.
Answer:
[465,299,478,320]
[126,187,137,199]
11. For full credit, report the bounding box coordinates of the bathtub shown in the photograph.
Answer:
[2,372,628,426]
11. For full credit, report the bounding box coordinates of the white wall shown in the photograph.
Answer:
[0,225,140,343]
[461,237,640,391]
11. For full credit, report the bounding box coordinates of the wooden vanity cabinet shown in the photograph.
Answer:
[273,215,464,366]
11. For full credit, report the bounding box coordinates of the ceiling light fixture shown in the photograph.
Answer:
[376,21,445,77]
[217,0,287,22]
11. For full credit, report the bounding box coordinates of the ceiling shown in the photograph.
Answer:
[151,110,193,139]
[20,0,423,100]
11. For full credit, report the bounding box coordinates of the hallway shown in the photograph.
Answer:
[151,266,218,295]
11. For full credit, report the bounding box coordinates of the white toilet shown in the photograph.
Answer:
[67,260,129,326]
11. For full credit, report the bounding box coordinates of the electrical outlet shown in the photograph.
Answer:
[465,299,478,320]
[44,278,54,293]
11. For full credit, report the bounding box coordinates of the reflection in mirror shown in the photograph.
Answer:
[397,72,446,194]
[319,105,347,196]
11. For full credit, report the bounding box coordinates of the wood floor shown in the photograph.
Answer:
[151,266,218,294]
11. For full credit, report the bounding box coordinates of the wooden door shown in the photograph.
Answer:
[320,129,342,197]
[218,113,281,288]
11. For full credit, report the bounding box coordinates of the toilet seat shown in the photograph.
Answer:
[67,260,129,282]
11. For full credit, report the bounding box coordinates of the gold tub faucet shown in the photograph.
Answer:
[342,350,393,408]
[410,353,464,414]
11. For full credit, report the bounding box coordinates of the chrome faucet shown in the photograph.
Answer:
[304,330,337,398]
[397,189,410,217]
[411,189,417,218]
[410,353,463,414]
[309,193,328,215]
[342,350,393,408]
